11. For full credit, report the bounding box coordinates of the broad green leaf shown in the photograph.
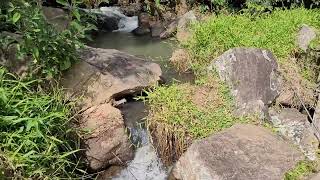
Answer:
[72,10,81,21]
[12,12,21,23]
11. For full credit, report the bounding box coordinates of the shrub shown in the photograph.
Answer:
[0,0,95,79]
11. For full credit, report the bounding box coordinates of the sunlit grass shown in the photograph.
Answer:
[0,67,85,179]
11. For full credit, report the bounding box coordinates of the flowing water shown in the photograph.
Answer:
[88,7,193,180]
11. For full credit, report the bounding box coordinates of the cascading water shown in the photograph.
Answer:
[93,7,138,32]
[87,7,194,179]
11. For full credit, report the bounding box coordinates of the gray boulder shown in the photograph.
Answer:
[297,24,317,52]
[81,103,134,171]
[62,46,162,108]
[171,124,303,180]
[269,108,319,161]
[209,48,281,118]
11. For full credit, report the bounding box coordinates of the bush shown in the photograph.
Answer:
[0,0,95,79]
[0,67,85,179]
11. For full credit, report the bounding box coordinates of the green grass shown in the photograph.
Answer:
[140,75,253,164]
[0,67,85,179]
[285,160,317,180]
[185,8,320,70]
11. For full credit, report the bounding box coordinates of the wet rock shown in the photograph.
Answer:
[269,108,318,161]
[81,103,134,171]
[96,13,120,31]
[62,46,162,108]
[151,21,166,37]
[132,12,151,35]
[171,124,303,180]
[209,48,281,118]
[297,24,317,52]
[42,6,69,31]
[132,26,151,35]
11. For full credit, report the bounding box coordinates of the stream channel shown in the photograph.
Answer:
[87,7,194,180]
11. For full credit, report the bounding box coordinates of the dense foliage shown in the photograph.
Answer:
[0,0,95,79]
[0,68,86,179]
[0,0,94,178]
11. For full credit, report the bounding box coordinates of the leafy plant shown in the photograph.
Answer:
[0,0,96,79]
[0,67,86,179]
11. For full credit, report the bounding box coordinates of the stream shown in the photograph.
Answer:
[87,7,193,180]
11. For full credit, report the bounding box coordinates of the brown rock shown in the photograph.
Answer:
[62,46,162,108]
[172,124,303,180]
[81,104,134,171]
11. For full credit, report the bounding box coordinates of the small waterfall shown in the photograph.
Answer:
[94,7,138,32]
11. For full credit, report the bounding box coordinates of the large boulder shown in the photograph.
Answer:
[297,24,317,52]
[171,124,303,180]
[62,46,162,108]
[269,108,319,161]
[209,48,281,118]
[81,104,134,171]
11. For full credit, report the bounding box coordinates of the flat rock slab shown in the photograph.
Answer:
[62,46,162,108]
[210,48,281,118]
[172,124,303,180]
[81,103,134,171]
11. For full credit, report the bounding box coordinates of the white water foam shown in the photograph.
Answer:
[113,143,168,180]
[97,6,138,32]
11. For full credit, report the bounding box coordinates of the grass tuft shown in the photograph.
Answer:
[140,75,254,165]
[0,67,85,179]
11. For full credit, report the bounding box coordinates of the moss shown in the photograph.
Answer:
[285,160,317,180]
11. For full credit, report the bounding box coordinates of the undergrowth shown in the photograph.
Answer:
[0,67,86,179]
